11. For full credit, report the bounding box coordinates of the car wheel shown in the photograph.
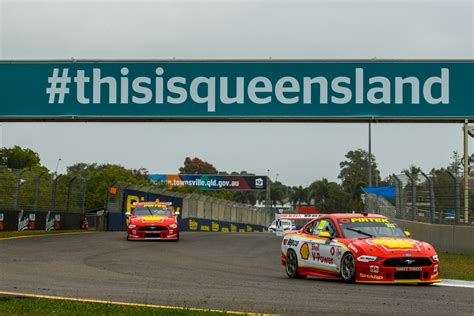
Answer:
[286,249,306,279]
[340,252,356,282]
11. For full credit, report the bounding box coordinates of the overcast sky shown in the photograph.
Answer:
[0,0,473,186]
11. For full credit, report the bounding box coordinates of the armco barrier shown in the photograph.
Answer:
[396,219,474,254]
[0,209,85,231]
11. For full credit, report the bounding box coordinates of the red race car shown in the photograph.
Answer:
[126,202,180,241]
[281,213,440,284]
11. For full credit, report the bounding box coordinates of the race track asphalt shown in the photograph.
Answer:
[0,232,473,315]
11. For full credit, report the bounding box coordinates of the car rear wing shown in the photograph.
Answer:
[274,213,322,236]
[279,214,322,220]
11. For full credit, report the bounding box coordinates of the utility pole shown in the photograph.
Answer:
[463,120,469,223]
[265,169,271,211]
[368,122,372,187]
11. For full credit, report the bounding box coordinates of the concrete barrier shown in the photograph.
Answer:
[115,185,272,232]
[396,220,474,254]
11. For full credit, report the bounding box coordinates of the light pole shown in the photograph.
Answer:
[463,121,474,223]
[0,123,3,148]
[54,158,62,179]
[368,122,372,187]
[266,169,271,210]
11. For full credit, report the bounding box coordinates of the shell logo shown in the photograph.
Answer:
[368,238,419,251]
[300,242,310,260]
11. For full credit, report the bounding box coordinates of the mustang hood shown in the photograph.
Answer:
[131,216,176,225]
[350,237,434,256]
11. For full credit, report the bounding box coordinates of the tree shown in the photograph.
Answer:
[288,186,309,209]
[179,157,218,174]
[131,167,150,181]
[229,170,257,205]
[448,151,462,174]
[0,146,41,169]
[402,164,422,181]
[265,181,286,208]
[338,148,380,201]
[309,178,360,213]
[67,163,152,210]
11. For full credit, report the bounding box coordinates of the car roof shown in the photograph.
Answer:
[315,213,388,221]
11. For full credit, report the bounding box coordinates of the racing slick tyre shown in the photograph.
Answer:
[286,249,306,279]
[340,252,356,283]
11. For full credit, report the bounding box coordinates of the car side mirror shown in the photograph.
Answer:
[125,212,131,217]
[318,231,331,238]
[174,211,180,216]
[404,231,411,238]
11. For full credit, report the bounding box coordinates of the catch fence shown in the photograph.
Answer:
[0,167,86,212]
[365,171,474,225]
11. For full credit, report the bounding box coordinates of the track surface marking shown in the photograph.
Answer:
[0,232,473,315]
[0,231,90,241]
[0,290,268,315]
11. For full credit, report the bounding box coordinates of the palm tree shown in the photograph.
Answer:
[289,186,309,210]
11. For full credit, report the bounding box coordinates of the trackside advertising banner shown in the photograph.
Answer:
[182,218,266,233]
[0,60,472,120]
[149,174,267,191]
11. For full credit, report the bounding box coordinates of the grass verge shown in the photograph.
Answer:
[0,297,233,316]
[0,230,87,239]
[439,252,474,281]
[0,297,233,315]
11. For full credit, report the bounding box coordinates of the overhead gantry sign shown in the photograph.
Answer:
[0,60,472,122]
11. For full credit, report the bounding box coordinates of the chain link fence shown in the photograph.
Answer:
[365,171,474,225]
[0,167,86,212]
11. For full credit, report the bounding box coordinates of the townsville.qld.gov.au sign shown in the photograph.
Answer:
[0,60,472,121]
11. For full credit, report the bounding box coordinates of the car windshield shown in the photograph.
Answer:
[133,206,171,216]
[338,217,406,238]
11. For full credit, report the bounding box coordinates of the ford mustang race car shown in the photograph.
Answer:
[281,213,440,284]
[126,202,179,241]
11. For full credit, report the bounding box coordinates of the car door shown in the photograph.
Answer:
[308,218,340,272]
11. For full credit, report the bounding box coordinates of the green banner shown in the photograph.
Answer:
[0,60,472,121]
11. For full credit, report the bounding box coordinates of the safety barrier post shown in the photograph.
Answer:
[390,174,403,219]
[447,171,461,224]
[13,169,27,210]
[50,174,63,212]
[421,172,436,224]
[66,176,78,212]
[81,178,87,212]
[405,172,416,221]
[33,171,47,211]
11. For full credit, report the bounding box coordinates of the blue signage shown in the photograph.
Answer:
[0,60,472,120]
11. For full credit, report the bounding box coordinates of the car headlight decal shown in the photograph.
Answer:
[169,224,178,229]
[431,254,439,262]
[128,224,137,229]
